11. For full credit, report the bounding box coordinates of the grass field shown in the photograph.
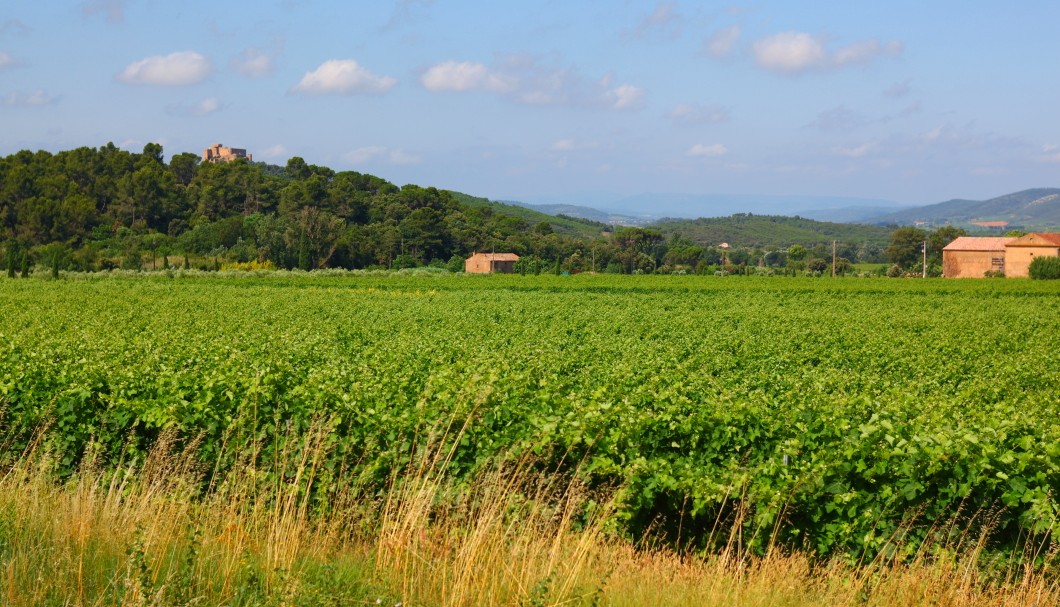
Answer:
[2,272,1059,604]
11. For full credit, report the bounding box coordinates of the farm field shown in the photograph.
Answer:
[1,272,1059,604]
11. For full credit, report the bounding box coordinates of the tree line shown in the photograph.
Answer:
[0,143,964,277]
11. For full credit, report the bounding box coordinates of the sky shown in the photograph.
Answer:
[2,1,1059,208]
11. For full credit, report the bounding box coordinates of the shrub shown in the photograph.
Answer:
[1029,256,1060,279]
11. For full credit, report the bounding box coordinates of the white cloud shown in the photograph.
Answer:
[420,60,512,92]
[230,48,275,79]
[344,146,420,165]
[606,84,645,109]
[3,89,56,107]
[705,25,741,58]
[117,51,212,85]
[387,149,421,165]
[194,97,221,115]
[260,144,289,159]
[687,143,728,157]
[551,139,598,151]
[752,32,826,73]
[667,103,729,124]
[836,143,873,158]
[421,55,643,111]
[833,39,903,67]
[292,59,396,95]
[752,32,902,74]
[166,96,222,117]
[0,51,17,69]
[1038,145,1060,164]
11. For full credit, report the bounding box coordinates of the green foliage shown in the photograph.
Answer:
[0,145,628,273]
[2,275,1059,562]
[652,213,892,249]
[1029,255,1060,279]
[886,227,927,269]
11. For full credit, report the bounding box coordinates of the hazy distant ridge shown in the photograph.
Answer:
[864,188,1060,229]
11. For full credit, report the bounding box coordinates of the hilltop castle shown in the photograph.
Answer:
[203,143,252,163]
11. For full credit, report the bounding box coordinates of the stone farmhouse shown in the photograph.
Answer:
[942,232,1060,277]
[203,143,252,163]
[465,252,520,274]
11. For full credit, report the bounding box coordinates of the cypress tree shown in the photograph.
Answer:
[5,246,14,278]
[51,253,59,279]
[183,255,190,270]
[20,254,29,278]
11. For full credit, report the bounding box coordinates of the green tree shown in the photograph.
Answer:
[886,227,927,269]
[927,226,967,266]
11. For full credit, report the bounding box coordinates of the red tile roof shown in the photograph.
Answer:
[467,252,520,261]
[942,237,1014,252]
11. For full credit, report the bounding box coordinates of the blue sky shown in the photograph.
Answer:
[2,1,1059,207]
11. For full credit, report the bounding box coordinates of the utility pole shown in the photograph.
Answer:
[832,240,837,278]
[922,241,927,278]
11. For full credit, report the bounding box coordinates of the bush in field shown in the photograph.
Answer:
[1029,256,1060,279]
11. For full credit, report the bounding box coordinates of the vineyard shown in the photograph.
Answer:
[2,273,1059,568]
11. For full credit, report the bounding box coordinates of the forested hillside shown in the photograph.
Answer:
[866,188,1060,229]
[651,213,893,247]
[0,143,612,272]
[1,143,899,275]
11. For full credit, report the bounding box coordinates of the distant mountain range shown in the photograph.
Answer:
[501,188,1060,232]
[862,188,1060,230]
[510,192,909,224]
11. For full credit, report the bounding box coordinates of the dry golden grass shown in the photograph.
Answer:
[0,428,1057,606]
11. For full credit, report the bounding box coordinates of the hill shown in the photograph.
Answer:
[650,214,893,248]
[446,192,609,239]
[865,188,1060,230]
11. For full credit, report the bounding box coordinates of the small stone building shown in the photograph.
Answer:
[465,252,520,274]
[942,237,1013,278]
[1004,232,1060,278]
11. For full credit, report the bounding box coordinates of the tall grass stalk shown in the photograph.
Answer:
[0,427,1056,606]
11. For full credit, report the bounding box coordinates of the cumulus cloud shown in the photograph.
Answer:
[752,32,902,74]
[752,32,827,72]
[344,146,420,165]
[420,60,512,92]
[606,83,645,109]
[291,59,396,95]
[82,0,125,24]
[667,103,730,124]
[117,51,212,85]
[623,2,681,41]
[230,47,275,79]
[3,89,57,107]
[0,51,17,69]
[421,55,643,110]
[705,25,741,58]
[687,143,728,157]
